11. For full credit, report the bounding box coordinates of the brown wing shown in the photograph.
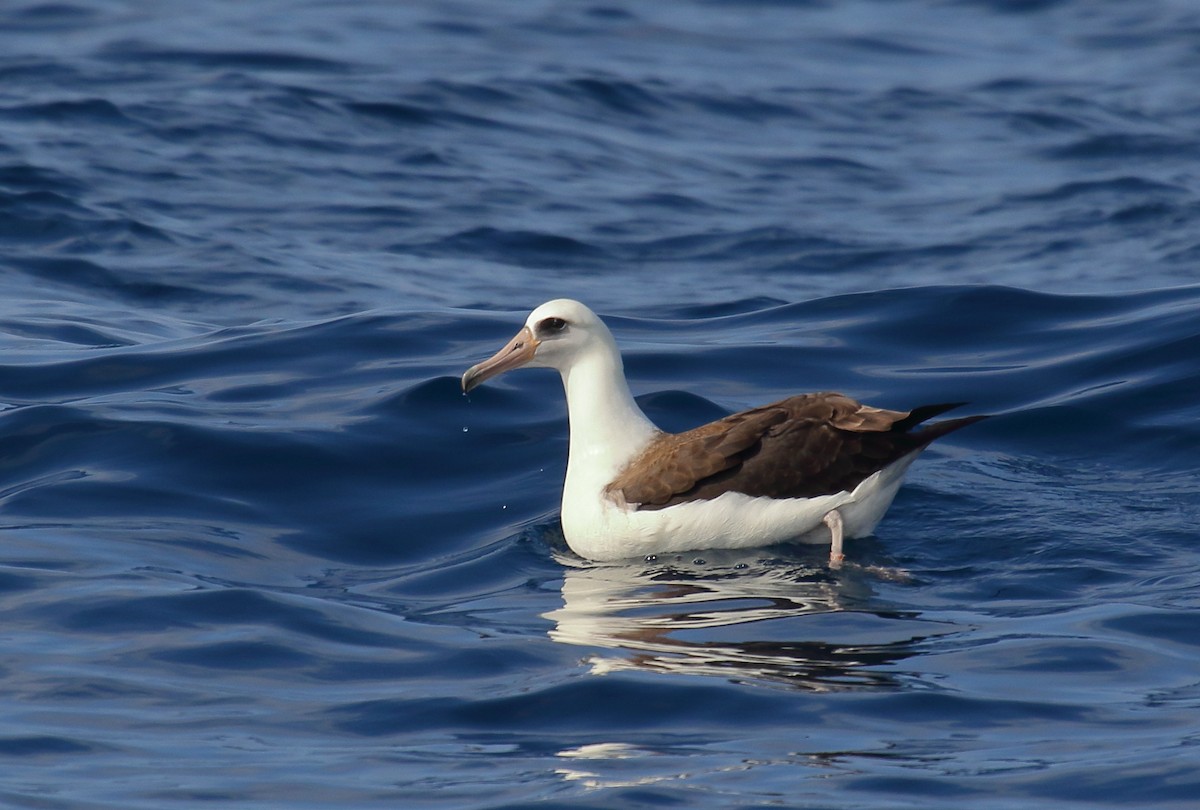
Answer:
[607,393,982,509]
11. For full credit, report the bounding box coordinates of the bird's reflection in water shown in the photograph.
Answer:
[545,547,935,692]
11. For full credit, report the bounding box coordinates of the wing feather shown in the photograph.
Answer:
[607,393,977,509]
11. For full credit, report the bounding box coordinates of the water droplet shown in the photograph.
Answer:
[462,426,468,432]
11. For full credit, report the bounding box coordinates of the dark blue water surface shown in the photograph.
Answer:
[2,1,1199,807]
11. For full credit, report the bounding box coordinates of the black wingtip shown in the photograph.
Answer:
[894,401,969,432]
[910,412,989,447]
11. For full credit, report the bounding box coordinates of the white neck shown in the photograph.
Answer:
[560,345,658,487]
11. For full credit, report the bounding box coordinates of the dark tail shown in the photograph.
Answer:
[896,402,989,445]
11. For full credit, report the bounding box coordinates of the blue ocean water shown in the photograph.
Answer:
[1,0,1199,807]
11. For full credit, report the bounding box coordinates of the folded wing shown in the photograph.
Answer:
[608,393,983,509]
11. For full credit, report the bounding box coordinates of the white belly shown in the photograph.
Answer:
[561,453,919,562]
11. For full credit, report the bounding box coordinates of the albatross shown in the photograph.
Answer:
[462,299,984,565]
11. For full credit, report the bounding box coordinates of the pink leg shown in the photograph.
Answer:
[824,509,844,568]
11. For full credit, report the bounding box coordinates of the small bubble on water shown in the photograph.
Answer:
[692,558,706,565]
[462,426,468,432]
[644,554,657,563]
[734,562,748,570]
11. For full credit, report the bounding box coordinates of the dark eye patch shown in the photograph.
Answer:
[539,317,568,333]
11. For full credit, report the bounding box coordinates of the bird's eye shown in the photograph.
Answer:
[540,317,568,333]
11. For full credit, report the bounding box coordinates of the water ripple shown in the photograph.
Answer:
[2,0,1199,806]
